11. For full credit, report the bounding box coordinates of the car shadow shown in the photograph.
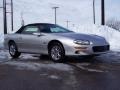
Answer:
[9,54,105,65]
[39,55,98,64]
[65,56,97,63]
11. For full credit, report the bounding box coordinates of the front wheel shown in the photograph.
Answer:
[49,42,65,63]
[9,42,21,58]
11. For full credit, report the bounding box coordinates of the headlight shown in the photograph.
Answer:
[73,40,90,45]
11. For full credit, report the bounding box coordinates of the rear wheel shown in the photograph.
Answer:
[49,42,65,63]
[9,42,21,58]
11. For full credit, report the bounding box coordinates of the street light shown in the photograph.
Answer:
[52,7,59,24]
[3,0,7,34]
[93,0,96,24]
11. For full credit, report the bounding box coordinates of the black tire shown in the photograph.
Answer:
[48,42,65,63]
[9,42,21,58]
[84,55,95,58]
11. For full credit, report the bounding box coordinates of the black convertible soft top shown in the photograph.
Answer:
[15,23,55,33]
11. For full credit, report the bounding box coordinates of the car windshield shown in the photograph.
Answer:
[40,24,73,33]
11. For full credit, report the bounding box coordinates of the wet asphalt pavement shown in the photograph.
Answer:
[0,50,120,90]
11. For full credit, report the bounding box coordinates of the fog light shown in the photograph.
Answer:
[74,47,88,50]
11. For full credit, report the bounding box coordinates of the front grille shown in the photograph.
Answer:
[93,45,110,52]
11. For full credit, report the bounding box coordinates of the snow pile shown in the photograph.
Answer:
[73,24,120,51]
[0,34,4,49]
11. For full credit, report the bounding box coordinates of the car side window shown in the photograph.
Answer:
[21,26,40,34]
[39,25,51,33]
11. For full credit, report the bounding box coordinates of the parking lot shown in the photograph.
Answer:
[0,50,120,90]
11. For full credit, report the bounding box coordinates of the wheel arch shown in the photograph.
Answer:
[8,40,15,45]
[48,40,65,53]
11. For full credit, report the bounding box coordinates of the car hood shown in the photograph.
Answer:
[52,32,108,45]
[53,32,104,41]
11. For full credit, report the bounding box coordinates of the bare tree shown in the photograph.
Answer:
[106,19,120,31]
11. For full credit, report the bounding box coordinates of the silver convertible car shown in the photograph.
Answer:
[4,23,110,62]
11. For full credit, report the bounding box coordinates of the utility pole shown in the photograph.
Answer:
[52,7,59,24]
[101,0,105,25]
[3,0,7,34]
[11,0,14,31]
[66,20,70,28]
[93,0,96,24]
[2,0,14,34]
[0,1,3,33]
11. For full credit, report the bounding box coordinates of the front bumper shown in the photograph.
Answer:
[64,44,110,56]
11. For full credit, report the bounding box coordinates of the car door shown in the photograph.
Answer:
[18,25,42,53]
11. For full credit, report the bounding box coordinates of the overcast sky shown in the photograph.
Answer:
[0,0,120,33]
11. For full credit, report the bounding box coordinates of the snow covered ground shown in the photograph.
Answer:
[4,61,73,71]
[0,25,120,51]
